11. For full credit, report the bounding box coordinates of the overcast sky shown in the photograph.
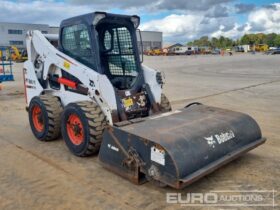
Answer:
[0,0,280,42]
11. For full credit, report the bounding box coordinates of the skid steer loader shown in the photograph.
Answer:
[23,12,266,189]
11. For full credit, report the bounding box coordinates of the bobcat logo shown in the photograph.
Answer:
[204,130,235,149]
[204,136,216,148]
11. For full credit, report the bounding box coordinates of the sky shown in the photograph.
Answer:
[0,0,280,43]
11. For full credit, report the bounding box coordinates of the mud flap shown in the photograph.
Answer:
[98,104,266,189]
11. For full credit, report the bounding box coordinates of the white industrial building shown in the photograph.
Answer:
[0,22,59,49]
[0,22,162,51]
[137,31,163,51]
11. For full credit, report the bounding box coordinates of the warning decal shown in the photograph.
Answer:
[151,146,165,165]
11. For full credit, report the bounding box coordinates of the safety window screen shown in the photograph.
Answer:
[62,24,94,68]
[103,27,138,76]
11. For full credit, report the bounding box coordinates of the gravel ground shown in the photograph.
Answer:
[0,53,279,210]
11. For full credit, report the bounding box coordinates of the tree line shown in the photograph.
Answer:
[187,33,280,49]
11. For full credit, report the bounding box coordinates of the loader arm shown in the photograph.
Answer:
[24,30,117,124]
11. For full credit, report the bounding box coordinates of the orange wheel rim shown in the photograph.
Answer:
[32,105,44,132]
[67,114,84,145]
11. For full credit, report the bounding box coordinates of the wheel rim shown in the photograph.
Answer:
[67,114,84,145]
[32,105,44,132]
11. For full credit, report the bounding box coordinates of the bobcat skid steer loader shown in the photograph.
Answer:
[23,12,266,189]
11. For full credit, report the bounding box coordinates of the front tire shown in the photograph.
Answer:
[28,95,62,141]
[61,101,106,157]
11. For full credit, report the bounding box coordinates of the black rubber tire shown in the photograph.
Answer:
[28,95,62,141]
[61,101,106,157]
[160,93,172,112]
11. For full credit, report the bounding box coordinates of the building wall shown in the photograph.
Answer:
[48,27,59,34]
[137,31,163,51]
[0,22,58,49]
[0,22,162,52]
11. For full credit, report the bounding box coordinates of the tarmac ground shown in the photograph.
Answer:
[0,53,279,209]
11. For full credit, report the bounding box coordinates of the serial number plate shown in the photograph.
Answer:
[123,98,133,107]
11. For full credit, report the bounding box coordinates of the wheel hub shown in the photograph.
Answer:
[66,114,84,145]
[72,124,82,136]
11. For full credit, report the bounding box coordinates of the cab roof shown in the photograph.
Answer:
[60,12,140,28]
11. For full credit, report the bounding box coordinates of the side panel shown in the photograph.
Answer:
[142,65,162,103]
[98,75,118,113]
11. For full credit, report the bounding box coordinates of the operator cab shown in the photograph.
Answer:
[96,15,141,90]
[59,12,143,91]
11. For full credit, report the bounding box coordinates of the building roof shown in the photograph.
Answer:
[0,22,49,27]
[164,43,183,49]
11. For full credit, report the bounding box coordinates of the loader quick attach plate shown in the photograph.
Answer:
[98,104,266,189]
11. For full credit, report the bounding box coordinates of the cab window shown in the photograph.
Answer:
[61,24,94,68]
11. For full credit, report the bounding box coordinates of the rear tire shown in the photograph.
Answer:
[160,93,172,112]
[61,101,106,157]
[28,95,62,141]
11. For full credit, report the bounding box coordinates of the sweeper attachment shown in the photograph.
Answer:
[24,12,266,189]
[99,104,265,189]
